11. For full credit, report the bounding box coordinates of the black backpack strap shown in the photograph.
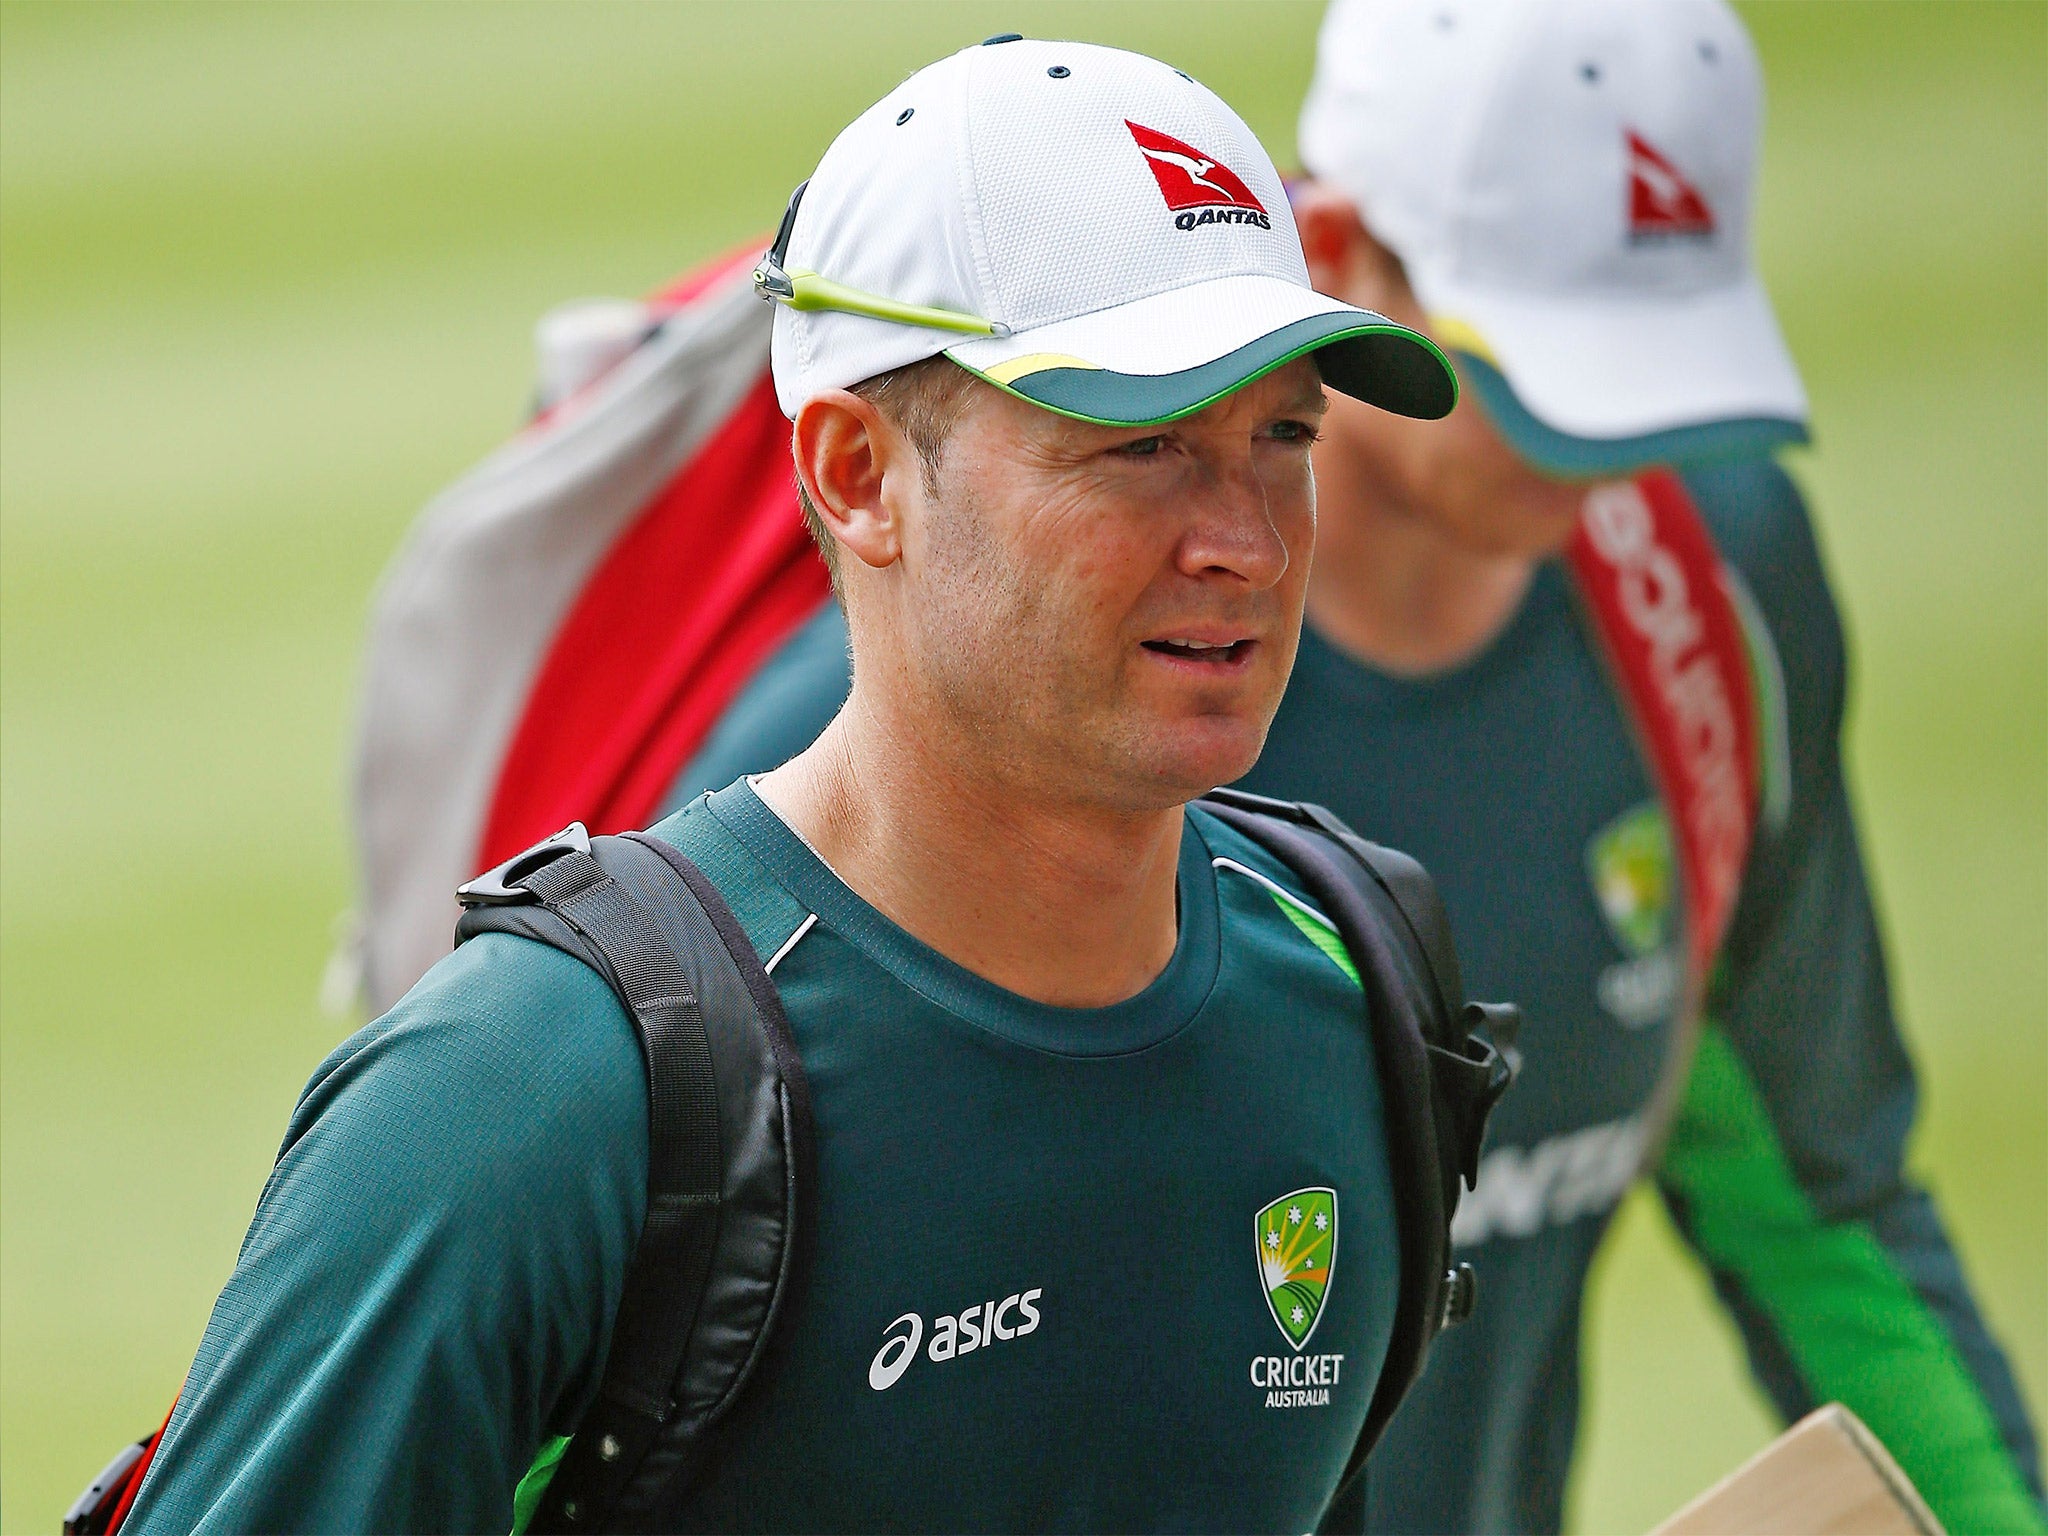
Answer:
[456,824,814,1533]
[1318,820,1521,1202]
[1198,789,1518,1493]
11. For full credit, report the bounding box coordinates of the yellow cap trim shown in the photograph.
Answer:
[1427,315,1498,366]
[975,351,1102,386]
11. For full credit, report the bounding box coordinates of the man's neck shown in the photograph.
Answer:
[753,699,1183,1009]
[1305,445,1545,678]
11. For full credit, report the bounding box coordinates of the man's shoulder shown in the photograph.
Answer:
[1675,453,1847,731]
[1678,455,1834,616]
[1188,802,1315,898]
[1187,803,1363,991]
[353,924,633,1066]
[642,785,816,962]
[290,930,647,1196]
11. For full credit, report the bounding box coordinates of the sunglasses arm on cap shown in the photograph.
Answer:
[753,179,1012,339]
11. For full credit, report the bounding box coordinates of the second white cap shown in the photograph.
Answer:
[1300,0,1807,472]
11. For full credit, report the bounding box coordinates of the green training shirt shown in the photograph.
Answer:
[127,782,1398,1534]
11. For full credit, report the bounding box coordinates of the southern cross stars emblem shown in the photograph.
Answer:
[1255,1187,1337,1350]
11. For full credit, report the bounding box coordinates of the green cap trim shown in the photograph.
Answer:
[1454,349,1808,476]
[949,313,1457,428]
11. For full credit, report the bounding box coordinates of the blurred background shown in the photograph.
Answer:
[1,2,2040,1529]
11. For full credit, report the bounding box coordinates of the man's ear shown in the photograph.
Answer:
[1291,181,1422,330]
[792,391,911,572]
[1291,179,1373,298]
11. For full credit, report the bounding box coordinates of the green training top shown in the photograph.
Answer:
[126,781,1398,1534]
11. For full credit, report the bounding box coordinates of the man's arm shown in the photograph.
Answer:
[124,935,647,1535]
[1655,459,2044,1534]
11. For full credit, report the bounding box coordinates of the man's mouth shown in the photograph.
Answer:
[1141,636,1256,666]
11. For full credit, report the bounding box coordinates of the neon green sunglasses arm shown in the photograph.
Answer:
[778,269,1009,338]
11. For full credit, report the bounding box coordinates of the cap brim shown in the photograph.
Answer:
[945,274,1456,427]
[1452,349,1808,477]
[1412,268,1809,469]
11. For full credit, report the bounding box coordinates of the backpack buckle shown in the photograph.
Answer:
[1440,1262,1478,1327]
[457,822,594,907]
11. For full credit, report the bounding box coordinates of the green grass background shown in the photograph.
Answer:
[2,3,2040,1529]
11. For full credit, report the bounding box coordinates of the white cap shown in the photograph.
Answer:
[1300,0,1807,472]
[761,35,1455,427]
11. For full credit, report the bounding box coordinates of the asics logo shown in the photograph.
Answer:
[868,1288,1044,1391]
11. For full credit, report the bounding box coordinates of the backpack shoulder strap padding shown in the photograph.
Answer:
[1202,789,1516,1187]
[1197,789,1517,1487]
[456,825,814,1533]
[1281,796,1464,1004]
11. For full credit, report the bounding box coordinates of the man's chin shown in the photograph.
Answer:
[1121,715,1271,809]
[1443,491,1582,560]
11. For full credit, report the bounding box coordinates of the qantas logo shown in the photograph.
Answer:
[1626,130,1714,241]
[1126,120,1272,232]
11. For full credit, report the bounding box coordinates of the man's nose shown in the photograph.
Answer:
[1174,448,1295,590]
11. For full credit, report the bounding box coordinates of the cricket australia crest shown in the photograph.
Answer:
[1587,801,1673,956]
[1256,1187,1336,1350]
[1586,801,1680,1028]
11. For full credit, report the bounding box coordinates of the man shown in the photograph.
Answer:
[1266,2,2044,1532]
[626,4,2046,1532]
[125,37,1462,1533]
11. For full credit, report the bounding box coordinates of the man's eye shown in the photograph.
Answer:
[1267,419,1323,445]
[1113,435,1166,458]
